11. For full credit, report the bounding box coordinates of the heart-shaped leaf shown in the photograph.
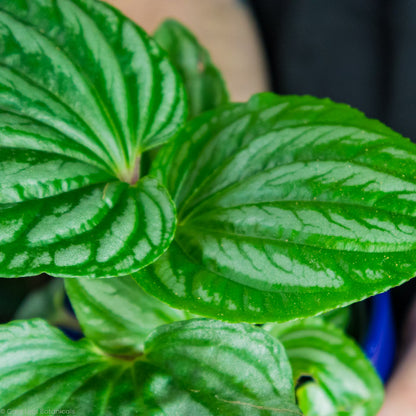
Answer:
[0,319,300,415]
[154,19,229,119]
[135,92,416,322]
[0,0,186,277]
[65,275,193,355]
[267,319,384,416]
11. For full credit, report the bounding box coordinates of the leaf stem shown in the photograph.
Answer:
[118,155,141,185]
[130,155,141,185]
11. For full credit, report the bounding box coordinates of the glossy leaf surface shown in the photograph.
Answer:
[268,319,383,416]
[0,319,300,415]
[154,19,229,119]
[1,178,175,277]
[0,0,185,277]
[65,275,192,355]
[136,92,416,322]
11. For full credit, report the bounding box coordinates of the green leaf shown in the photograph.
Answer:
[321,307,351,330]
[0,177,175,277]
[15,278,80,332]
[14,279,65,321]
[65,275,193,355]
[0,319,300,415]
[145,319,300,415]
[0,0,186,277]
[267,319,384,416]
[154,19,229,118]
[135,92,416,322]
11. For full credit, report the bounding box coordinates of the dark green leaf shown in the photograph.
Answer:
[0,319,300,415]
[135,92,416,322]
[65,275,193,355]
[154,19,229,119]
[0,0,186,277]
[267,319,384,416]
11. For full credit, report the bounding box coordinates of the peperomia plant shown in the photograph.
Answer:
[0,0,415,414]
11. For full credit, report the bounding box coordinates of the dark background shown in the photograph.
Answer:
[249,0,416,335]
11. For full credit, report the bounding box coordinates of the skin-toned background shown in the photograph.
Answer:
[106,1,415,414]
[378,301,416,415]
[105,0,269,102]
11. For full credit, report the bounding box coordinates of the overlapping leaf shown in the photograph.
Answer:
[1,177,175,277]
[65,275,193,355]
[154,19,229,119]
[135,92,416,322]
[321,306,351,330]
[267,319,383,415]
[0,319,300,415]
[0,0,187,277]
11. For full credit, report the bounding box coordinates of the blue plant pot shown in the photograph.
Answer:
[59,294,83,341]
[363,291,396,383]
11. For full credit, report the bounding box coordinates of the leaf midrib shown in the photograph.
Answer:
[183,198,416,227]
[177,128,410,219]
[0,6,131,173]
[0,63,115,172]
[179,160,416,226]
[178,223,416,254]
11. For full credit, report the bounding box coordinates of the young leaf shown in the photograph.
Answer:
[154,19,229,118]
[0,319,301,416]
[135,92,416,322]
[0,0,186,277]
[65,275,193,355]
[267,319,384,416]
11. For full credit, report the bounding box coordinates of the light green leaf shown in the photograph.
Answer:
[154,19,229,119]
[135,92,416,322]
[65,275,193,355]
[14,278,80,332]
[14,279,65,321]
[0,0,186,277]
[321,307,351,330]
[0,319,300,416]
[295,384,337,416]
[268,319,383,416]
